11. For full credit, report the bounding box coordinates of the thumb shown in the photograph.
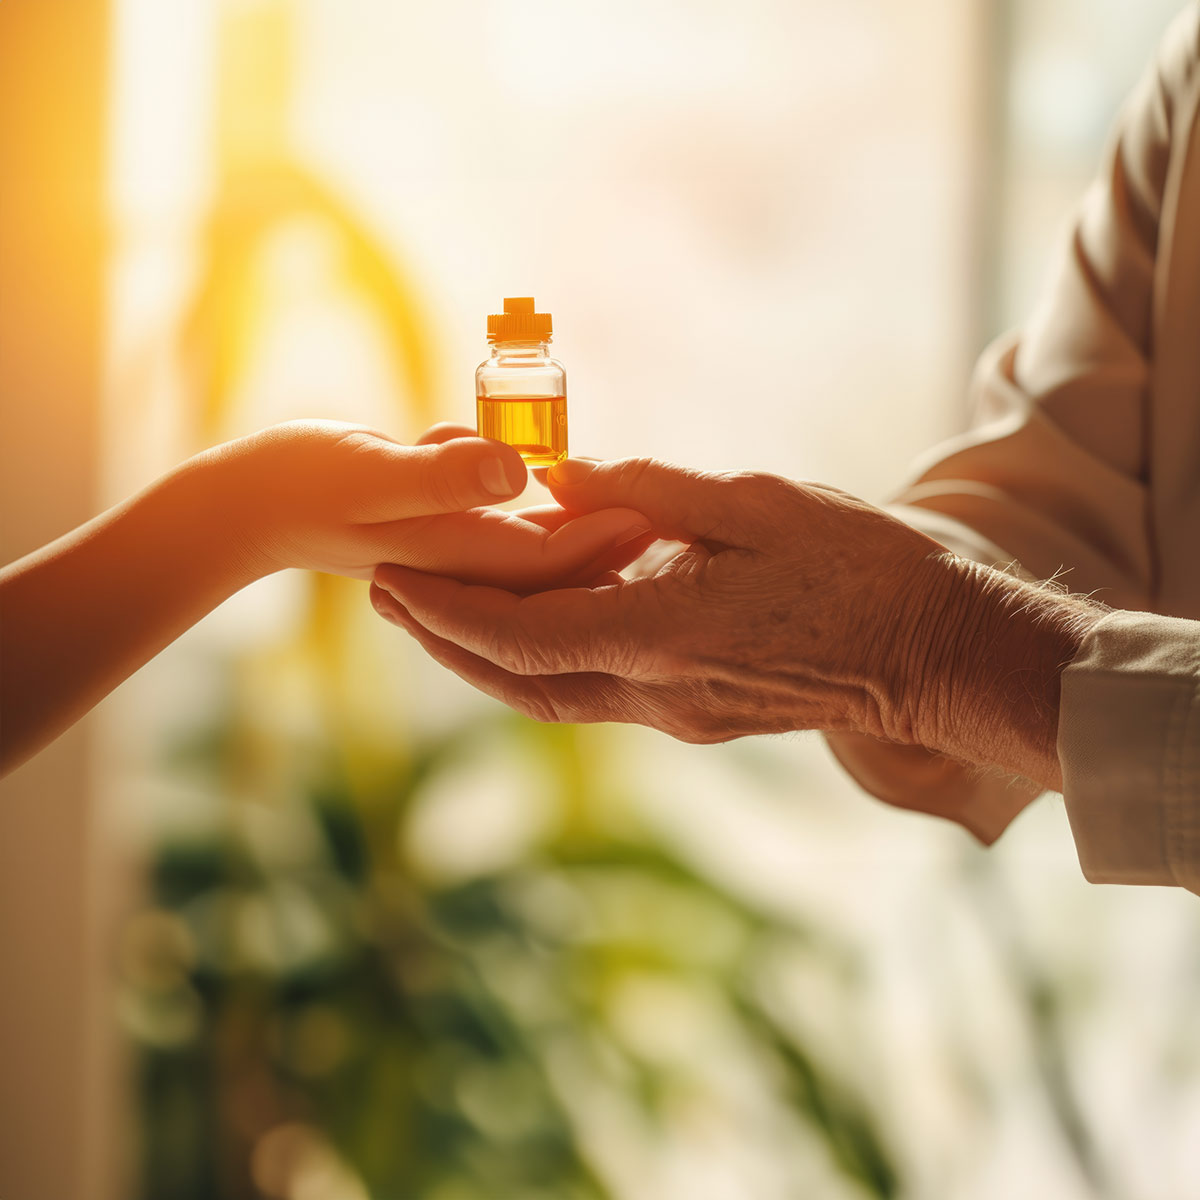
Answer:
[355,436,528,520]
[546,456,750,545]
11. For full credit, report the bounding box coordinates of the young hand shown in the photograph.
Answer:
[0,421,651,775]
[218,420,652,589]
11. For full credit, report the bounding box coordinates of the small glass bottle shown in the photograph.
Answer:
[476,296,567,467]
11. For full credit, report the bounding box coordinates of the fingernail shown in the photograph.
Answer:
[479,455,522,496]
[548,459,594,486]
[614,522,651,548]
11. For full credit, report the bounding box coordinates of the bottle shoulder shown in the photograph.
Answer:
[475,354,565,371]
[475,354,566,397]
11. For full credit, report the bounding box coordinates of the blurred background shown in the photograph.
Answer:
[3,1,1200,1198]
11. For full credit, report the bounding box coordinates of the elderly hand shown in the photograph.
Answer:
[372,456,1100,790]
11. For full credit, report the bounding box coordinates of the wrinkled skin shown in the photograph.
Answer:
[371,456,961,746]
[372,454,1097,812]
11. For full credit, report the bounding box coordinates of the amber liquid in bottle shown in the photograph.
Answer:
[478,299,566,466]
[476,395,567,467]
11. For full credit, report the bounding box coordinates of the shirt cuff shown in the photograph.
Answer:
[1059,610,1200,894]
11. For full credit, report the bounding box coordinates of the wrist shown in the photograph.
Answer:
[172,440,280,587]
[891,555,1103,788]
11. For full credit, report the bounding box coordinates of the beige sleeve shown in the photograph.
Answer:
[1060,610,1200,895]
[830,7,1199,841]
[894,8,1199,602]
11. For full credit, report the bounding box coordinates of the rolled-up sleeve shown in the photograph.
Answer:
[1060,610,1200,895]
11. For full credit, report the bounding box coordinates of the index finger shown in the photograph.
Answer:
[546,457,762,546]
[372,564,657,677]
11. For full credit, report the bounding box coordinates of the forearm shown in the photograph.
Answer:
[0,449,266,775]
[902,556,1105,789]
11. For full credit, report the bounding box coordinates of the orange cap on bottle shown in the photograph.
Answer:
[487,296,553,343]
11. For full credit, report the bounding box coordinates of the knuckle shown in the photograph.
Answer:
[516,690,561,725]
[417,421,468,445]
[416,462,466,513]
[611,456,659,493]
[647,681,735,745]
[720,469,790,501]
[488,630,539,677]
[327,424,387,471]
[617,455,656,479]
[333,427,379,458]
[552,678,617,726]
[715,470,799,529]
[674,718,731,745]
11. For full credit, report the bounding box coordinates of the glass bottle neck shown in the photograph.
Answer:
[489,339,551,362]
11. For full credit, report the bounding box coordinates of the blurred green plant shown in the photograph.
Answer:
[122,713,899,1200]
